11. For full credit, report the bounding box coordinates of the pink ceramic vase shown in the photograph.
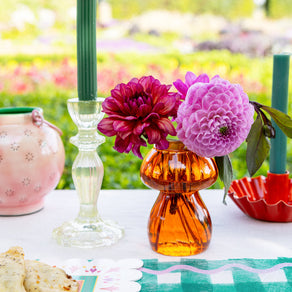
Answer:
[0,107,65,215]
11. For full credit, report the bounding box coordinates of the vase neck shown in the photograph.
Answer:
[0,108,40,125]
[155,140,187,152]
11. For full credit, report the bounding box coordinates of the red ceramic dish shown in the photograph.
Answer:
[228,173,292,222]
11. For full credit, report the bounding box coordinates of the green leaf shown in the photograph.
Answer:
[261,105,292,138]
[215,155,233,205]
[246,115,270,177]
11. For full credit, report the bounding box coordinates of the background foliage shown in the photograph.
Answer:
[109,0,254,19]
[1,0,292,24]
[1,0,292,190]
[1,51,292,190]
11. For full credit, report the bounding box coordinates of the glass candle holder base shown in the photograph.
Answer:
[53,218,124,248]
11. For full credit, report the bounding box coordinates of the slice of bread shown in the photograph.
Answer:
[24,259,79,292]
[0,246,26,292]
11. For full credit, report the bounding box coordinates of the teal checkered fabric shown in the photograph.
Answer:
[139,258,292,291]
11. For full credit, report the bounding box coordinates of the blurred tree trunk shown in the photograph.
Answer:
[264,0,270,16]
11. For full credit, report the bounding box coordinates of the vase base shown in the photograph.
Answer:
[152,242,210,257]
[0,200,44,216]
[52,218,124,248]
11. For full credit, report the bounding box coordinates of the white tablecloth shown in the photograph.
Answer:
[1,189,292,262]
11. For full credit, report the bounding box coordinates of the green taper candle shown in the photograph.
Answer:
[269,54,290,174]
[77,0,97,101]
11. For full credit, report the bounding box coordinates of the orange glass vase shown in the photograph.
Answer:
[140,140,218,256]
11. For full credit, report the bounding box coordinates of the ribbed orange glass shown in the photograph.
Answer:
[140,140,218,256]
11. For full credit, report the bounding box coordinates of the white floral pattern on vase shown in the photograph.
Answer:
[0,108,65,215]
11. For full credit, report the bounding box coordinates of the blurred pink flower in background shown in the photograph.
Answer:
[53,58,77,88]
[97,66,131,94]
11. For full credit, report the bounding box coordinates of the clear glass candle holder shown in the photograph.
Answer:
[53,98,123,248]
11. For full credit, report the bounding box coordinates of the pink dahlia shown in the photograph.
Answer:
[173,72,210,99]
[176,75,254,157]
[97,76,180,159]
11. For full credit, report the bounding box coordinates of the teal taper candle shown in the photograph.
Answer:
[77,0,97,101]
[269,54,290,174]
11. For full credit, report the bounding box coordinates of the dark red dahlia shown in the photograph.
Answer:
[97,76,180,158]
